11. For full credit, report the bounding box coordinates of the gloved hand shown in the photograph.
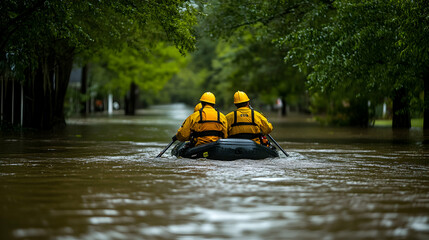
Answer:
[172,135,178,141]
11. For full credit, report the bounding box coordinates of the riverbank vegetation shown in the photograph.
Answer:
[1,0,428,130]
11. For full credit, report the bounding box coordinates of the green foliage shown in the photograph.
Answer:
[283,0,428,98]
[1,0,198,79]
[309,87,375,127]
[1,0,199,127]
[375,118,423,128]
[96,42,188,96]
[155,36,215,107]
[280,0,429,126]
[158,66,209,105]
[200,1,308,109]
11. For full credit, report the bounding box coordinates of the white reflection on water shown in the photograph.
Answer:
[13,229,47,238]
[252,177,296,182]
[409,217,429,231]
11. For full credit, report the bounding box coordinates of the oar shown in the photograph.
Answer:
[267,134,289,157]
[156,136,177,158]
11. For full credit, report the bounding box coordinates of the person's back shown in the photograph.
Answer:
[191,105,227,145]
[175,92,227,146]
[226,91,273,145]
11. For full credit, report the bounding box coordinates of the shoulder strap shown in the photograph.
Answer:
[199,107,203,122]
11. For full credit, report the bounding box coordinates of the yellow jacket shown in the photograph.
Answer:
[176,105,228,146]
[226,107,273,144]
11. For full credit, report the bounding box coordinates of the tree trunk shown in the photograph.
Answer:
[349,97,369,127]
[125,81,137,115]
[281,97,287,116]
[0,51,12,126]
[2,80,11,125]
[53,48,73,128]
[23,42,74,129]
[24,53,54,129]
[392,87,411,129]
[424,67,429,130]
[80,64,88,115]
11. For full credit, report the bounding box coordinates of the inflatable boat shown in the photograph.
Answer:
[171,138,279,161]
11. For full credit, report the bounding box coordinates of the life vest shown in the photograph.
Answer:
[229,109,261,139]
[192,106,225,139]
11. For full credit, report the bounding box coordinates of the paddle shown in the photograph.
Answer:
[156,136,177,158]
[267,134,289,157]
[247,105,289,157]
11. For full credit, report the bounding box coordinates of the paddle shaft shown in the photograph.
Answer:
[248,105,289,157]
[156,139,176,158]
[267,134,289,157]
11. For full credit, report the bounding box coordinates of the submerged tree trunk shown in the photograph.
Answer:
[392,87,411,129]
[349,97,369,127]
[80,64,88,115]
[23,42,74,129]
[281,97,287,116]
[424,67,429,130]
[24,52,54,129]
[1,79,21,126]
[53,48,73,128]
[125,81,137,115]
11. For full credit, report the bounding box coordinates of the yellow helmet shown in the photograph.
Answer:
[199,92,216,104]
[194,102,202,112]
[233,91,250,104]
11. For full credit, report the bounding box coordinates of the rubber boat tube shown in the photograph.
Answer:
[171,138,279,161]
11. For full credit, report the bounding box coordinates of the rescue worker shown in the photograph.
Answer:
[226,91,273,145]
[173,92,228,147]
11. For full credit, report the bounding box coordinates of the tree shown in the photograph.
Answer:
[200,0,429,128]
[200,0,308,112]
[155,35,217,107]
[392,0,429,129]
[0,0,197,129]
[283,0,429,128]
[91,42,188,115]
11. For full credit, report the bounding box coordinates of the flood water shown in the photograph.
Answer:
[1,104,428,240]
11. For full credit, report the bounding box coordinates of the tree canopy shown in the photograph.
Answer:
[94,42,188,96]
[2,0,428,129]
[199,0,429,128]
[1,0,199,129]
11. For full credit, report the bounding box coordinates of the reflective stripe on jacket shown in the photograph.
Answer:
[226,107,273,144]
[176,105,228,146]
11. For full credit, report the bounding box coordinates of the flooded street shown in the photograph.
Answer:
[1,104,428,240]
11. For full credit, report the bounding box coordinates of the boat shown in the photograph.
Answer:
[171,138,279,161]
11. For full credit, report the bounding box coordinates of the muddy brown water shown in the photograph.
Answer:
[1,104,428,239]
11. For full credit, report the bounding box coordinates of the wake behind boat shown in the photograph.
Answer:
[171,138,279,161]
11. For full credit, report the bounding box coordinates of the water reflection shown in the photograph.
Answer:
[0,104,428,240]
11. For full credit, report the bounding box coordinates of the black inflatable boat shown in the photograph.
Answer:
[171,138,279,161]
